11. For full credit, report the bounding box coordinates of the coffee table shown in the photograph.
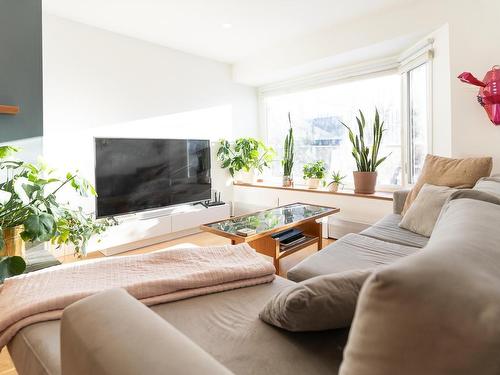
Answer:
[201,203,340,274]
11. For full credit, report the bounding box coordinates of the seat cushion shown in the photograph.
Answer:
[150,277,348,375]
[360,214,429,248]
[8,320,61,375]
[9,277,348,375]
[287,233,419,282]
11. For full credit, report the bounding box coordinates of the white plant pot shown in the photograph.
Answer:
[306,178,321,189]
[235,169,255,184]
[328,182,340,192]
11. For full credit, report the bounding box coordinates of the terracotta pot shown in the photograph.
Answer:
[282,176,293,187]
[353,171,377,194]
[306,178,321,189]
[328,182,340,192]
[1,225,26,258]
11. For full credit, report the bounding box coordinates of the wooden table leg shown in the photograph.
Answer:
[317,221,323,250]
[246,236,281,275]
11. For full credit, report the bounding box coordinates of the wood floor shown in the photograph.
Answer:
[1,232,333,374]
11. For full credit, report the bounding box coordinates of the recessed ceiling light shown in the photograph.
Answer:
[221,23,233,29]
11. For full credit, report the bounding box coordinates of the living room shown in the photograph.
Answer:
[1,0,500,374]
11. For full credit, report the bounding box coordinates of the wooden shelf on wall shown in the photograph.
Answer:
[0,105,20,115]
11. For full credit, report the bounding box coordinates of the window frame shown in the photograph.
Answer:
[258,42,433,190]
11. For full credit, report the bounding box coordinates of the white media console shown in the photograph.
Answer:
[89,203,231,256]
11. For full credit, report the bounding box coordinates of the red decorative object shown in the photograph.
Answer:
[458,65,500,125]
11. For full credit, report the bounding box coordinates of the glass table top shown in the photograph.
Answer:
[206,203,336,236]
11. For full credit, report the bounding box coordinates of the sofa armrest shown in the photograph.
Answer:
[393,189,411,215]
[61,288,232,375]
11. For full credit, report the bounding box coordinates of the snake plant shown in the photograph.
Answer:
[342,109,390,172]
[282,112,294,178]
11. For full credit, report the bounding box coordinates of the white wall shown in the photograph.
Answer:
[42,14,258,212]
[446,1,500,173]
[429,24,452,157]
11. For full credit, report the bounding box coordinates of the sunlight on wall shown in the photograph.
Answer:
[43,105,235,213]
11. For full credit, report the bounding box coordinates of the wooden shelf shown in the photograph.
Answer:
[234,181,393,201]
[0,105,20,115]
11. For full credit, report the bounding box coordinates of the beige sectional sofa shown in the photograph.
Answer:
[8,182,500,375]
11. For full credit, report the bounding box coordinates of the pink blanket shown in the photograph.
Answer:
[0,243,275,350]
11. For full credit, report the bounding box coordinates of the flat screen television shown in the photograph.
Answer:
[95,138,211,218]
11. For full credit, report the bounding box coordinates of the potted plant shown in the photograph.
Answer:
[0,146,114,281]
[217,138,275,183]
[325,171,346,192]
[282,112,294,187]
[342,109,390,194]
[302,161,326,189]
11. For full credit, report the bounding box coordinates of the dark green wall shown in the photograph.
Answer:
[0,0,43,143]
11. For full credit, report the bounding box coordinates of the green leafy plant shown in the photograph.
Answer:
[0,146,115,280]
[282,112,294,177]
[342,109,390,172]
[302,161,326,180]
[325,171,346,187]
[217,138,276,176]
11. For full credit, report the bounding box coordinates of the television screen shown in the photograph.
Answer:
[95,138,211,218]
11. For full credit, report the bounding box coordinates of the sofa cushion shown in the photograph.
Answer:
[340,198,500,375]
[399,184,457,236]
[360,214,429,248]
[259,269,372,332]
[474,176,500,197]
[287,233,418,282]
[402,154,492,213]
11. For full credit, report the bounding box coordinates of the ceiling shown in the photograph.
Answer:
[43,0,418,64]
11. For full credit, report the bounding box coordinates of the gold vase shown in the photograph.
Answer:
[1,225,25,258]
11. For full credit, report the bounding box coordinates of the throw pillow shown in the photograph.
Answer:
[399,184,457,237]
[402,154,492,214]
[259,269,372,332]
[473,176,500,197]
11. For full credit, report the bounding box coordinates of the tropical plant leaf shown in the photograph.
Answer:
[0,256,26,282]
[22,213,56,242]
[0,146,20,159]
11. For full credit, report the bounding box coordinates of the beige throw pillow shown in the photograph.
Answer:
[259,269,372,332]
[399,184,457,237]
[402,154,492,214]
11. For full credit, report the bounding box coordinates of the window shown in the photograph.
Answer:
[261,59,431,189]
[406,63,429,184]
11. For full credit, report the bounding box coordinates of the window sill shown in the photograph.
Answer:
[233,181,393,201]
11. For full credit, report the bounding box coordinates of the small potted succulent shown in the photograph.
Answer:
[282,112,294,187]
[325,171,346,192]
[302,161,326,189]
[342,109,390,194]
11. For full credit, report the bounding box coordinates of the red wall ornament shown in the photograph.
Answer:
[458,65,500,126]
